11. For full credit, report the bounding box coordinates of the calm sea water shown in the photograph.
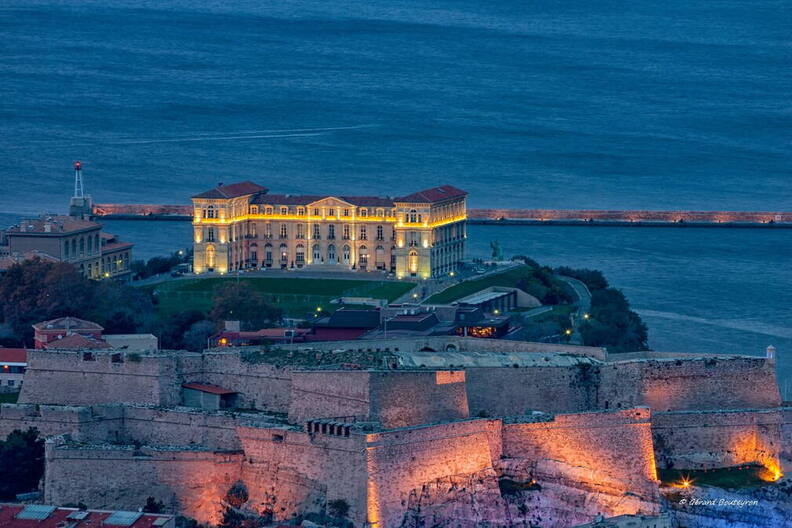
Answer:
[0,2,790,389]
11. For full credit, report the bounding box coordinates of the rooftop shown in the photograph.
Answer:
[182,382,237,395]
[192,181,268,199]
[0,347,26,364]
[33,317,104,332]
[7,216,100,236]
[43,334,112,350]
[0,504,173,528]
[395,185,467,204]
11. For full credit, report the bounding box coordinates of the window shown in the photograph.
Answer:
[377,208,384,217]
[313,208,320,216]
[206,245,216,268]
[342,209,349,217]
[297,207,305,216]
[280,207,288,215]
[264,223,272,238]
[207,228,216,242]
[328,244,336,261]
[64,241,69,258]
[250,205,258,214]
[296,244,305,264]
[328,224,335,239]
[409,209,418,223]
[265,243,272,262]
[360,208,367,217]
[312,244,321,261]
[359,246,368,268]
[343,225,350,240]
[409,250,419,273]
[265,206,273,215]
[359,226,367,240]
[313,224,321,239]
[296,224,305,239]
[376,225,384,240]
[280,224,288,238]
[205,205,216,219]
[79,237,85,256]
[342,245,351,264]
[329,208,335,217]
[280,244,288,263]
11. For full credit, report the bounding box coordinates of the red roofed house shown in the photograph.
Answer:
[0,348,26,391]
[182,382,239,410]
[32,317,104,350]
[0,503,174,528]
[191,181,467,278]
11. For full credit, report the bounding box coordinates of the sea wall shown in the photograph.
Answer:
[0,403,122,442]
[652,409,783,470]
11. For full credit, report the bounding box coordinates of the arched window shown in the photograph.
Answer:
[342,245,351,264]
[279,243,288,262]
[250,243,258,265]
[296,244,305,265]
[206,205,215,219]
[312,244,321,261]
[79,237,85,256]
[359,246,368,268]
[408,250,418,274]
[409,209,417,223]
[328,244,336,262]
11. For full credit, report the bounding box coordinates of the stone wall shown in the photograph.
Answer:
[0,403,122,442]
[238,426,367,524]
[598,357,781,412]
[502,408,659,497]
[43,437,243,525]
[465,364,597,416]
[199,351,292,412]
[287,370,371,424]
[364,419,496,528]
[19,350,189,407]
[652,409,783,470]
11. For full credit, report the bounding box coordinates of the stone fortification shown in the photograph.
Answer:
[4,337,788,527]
[652,409,782,470]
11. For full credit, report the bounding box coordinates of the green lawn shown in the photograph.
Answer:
[426,265,565,305]
[151,277,413,317]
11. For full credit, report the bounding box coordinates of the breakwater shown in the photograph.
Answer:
[91,204,792,228]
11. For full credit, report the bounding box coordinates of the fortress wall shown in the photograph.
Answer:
[369,370,469,428]
[502,408,658,495]
[0,403,123,442]
[238,426,367,524]
[365,419,496,528]
[200,352,292,412]
[781,407,792,462]
[287,371,371,424]
[464,365,596,416]
[44,440,243,525]
[651,409,782,470]
[599,357,781,412]
[121,406,276,450]
[276,336,606,360]
[19,350,181,407]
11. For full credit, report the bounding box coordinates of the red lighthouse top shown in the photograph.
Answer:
[74,161,82,171]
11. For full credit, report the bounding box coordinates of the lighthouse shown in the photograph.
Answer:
[68,161,94,219]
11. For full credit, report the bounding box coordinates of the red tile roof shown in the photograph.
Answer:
[0,348,26,363]
[0,504,173,528]
[192,181,267,199]
[251,194,324,206]
[340,196,395,207]
[396,185,467,203]
[182,382,237,395]
[33,317,104,332]
[44,334,112,350]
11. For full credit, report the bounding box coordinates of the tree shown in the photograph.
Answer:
[143,497,165,513]
[182,320,216,352]
[0,428,45,499]
[209,284,282,331]
[327,499,350,518]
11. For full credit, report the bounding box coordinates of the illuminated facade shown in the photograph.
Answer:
[191,181,467,278]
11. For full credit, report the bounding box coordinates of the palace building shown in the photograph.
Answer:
[191,181,467,278]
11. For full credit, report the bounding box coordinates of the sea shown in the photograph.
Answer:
[0,1,790,392]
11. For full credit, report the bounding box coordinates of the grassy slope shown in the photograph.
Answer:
[151,277,413,317]
[426,266,549,304]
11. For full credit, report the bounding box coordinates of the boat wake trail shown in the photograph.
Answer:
[636,309,792,339]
